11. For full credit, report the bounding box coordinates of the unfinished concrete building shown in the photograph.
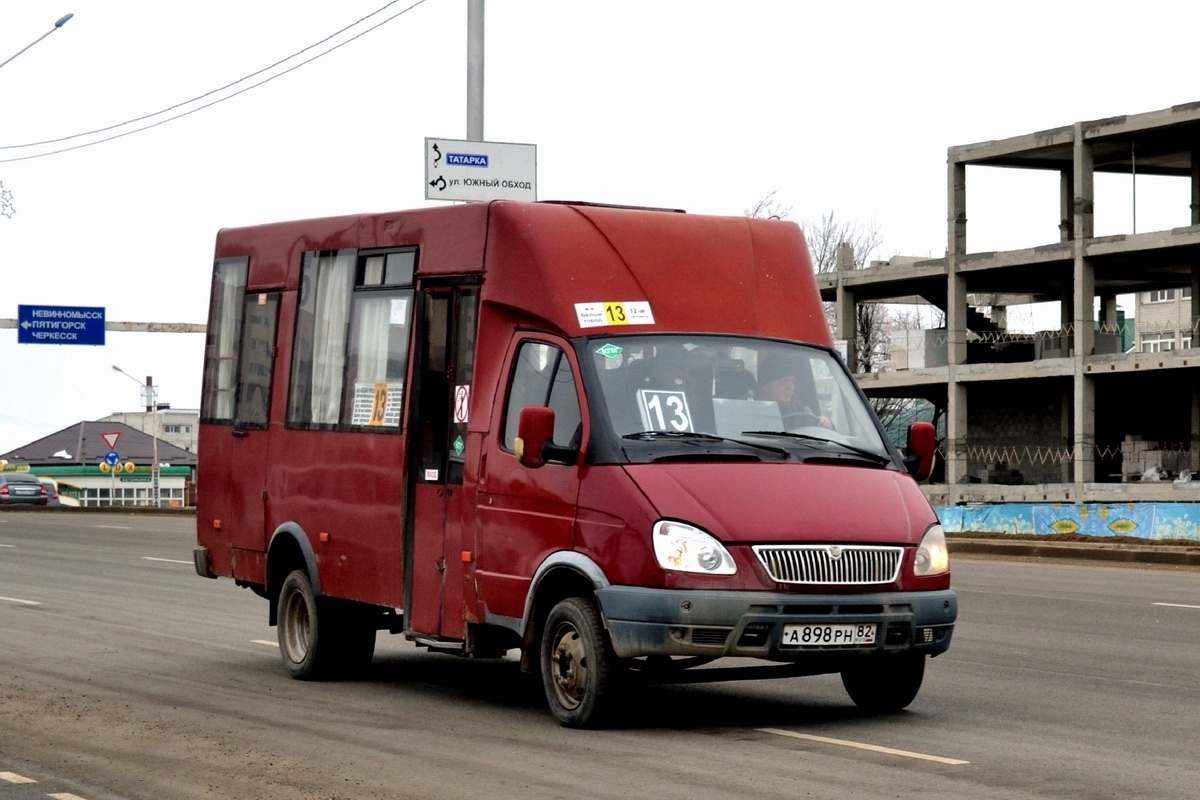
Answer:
[819,101,1200,510]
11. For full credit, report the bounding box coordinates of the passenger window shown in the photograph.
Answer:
[503,342,582,452]
[288,249,355,426]
[201,257,248,423]
[234,293,279,428]
[288,248,415,429]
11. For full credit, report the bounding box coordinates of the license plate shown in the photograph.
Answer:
[781,623,876,647]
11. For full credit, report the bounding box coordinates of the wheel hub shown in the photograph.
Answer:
[551,628,587,709]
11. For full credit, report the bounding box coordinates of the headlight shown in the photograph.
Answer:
[913,524,949,576]
[652,520,737,575]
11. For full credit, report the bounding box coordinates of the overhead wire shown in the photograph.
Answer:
[0,0,430,164]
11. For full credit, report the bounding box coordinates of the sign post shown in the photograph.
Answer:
[104,451,120,506]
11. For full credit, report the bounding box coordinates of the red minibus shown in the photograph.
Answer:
[194,200,955,727]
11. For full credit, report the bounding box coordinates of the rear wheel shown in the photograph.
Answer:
[277,569,375,680]
[840,653,925,713]
[540,597,618,728]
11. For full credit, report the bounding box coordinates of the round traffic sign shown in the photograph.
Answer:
[104,450,120,466]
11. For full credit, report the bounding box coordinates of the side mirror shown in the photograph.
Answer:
[516,406,555,468]
[902,420,937,481]
[516,406,579,468]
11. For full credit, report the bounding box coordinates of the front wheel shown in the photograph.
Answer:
[840,653,925,714]
[540,597,618,728]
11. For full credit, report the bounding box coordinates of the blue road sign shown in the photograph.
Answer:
[17,304,106,345]
[104,451,120,466]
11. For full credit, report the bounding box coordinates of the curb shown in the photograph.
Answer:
[949,537,1200,567]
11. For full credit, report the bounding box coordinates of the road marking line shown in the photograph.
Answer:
[49,794,89,800]
[1154,602,1200,610]
[141,557,192,565]
[0,596,42,606]
[252,639,279,648]
[95,525,132,530]
[0,772,35,784]
[0,543,14,547]
[757,728,970,765]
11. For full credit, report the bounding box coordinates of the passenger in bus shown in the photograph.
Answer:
[755,354,833,430]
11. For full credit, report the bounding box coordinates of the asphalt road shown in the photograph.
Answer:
[1,510,1198,799]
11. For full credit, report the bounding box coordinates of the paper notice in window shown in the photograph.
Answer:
[390,297,409,325]
[574,301,655,328]
[351,381,403,426]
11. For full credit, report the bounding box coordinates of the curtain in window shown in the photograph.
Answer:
[354,296,392,382]
[309,251,355,423]
[203,258,248,421]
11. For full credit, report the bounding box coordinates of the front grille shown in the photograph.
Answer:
[752,545,903,585]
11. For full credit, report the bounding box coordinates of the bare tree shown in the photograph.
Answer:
[746,193,939,439]
[745,199,885,372]
[803,211,881,276]
[743,189,792,221]
[799,212,887,374]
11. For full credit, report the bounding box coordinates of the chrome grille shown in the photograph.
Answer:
[752,545,902,585]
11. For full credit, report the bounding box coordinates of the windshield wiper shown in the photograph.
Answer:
[739,431,893,465]
[622,430,789,456]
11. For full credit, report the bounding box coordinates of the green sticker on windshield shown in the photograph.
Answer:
[595,343,623,359]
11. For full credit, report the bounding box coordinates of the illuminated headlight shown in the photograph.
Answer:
[652,520,737,575]
[914,524,950,576]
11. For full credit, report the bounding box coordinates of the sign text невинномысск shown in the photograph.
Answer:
[16,304,106,345]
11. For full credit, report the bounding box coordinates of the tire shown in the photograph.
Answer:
[840,653,926,714]
[540,597,618,728]
[276,569,376,680]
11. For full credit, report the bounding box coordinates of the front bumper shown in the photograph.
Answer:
[596,586,956,660]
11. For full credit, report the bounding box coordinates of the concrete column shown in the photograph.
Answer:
[1073,258,1095,357]
[949,161,967,257]
[1097,294,1119,352]
[834,243,858,371]
[1061,384,1073,483]
[1060,169,1074,242]
[1073,123,1095,240]
[1099,295,1118,326]
[1072,123,1096,489]
[945,158,969,485]
[1072,257,1096,489]
[1190,151,1199,225]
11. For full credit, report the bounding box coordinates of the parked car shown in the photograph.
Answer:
[0,473,48,505]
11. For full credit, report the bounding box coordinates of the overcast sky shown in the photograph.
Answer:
[2,0,1198,454]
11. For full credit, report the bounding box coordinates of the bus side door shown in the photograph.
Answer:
[407,282,479,638]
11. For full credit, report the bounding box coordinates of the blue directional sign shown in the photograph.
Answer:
[18,304,106,345]
[104,451,120,466]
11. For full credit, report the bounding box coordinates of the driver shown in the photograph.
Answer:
[755,354,833,430]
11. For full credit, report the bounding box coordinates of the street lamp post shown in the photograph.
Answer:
[0,14,74,72]
[112,365,160,508]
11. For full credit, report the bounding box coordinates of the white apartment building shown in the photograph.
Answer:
[1137,288,1195,352]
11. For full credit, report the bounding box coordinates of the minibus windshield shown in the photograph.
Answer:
[586,334,889,459]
